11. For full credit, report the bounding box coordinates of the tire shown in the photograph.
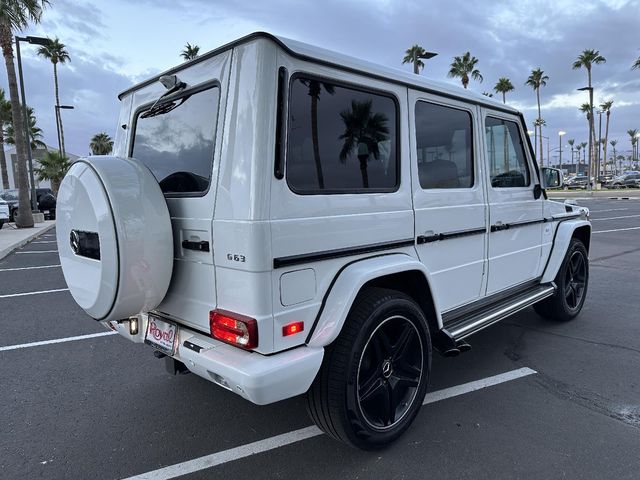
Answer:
[0,220,3,229]
[306,287,432,450]
[534,238,589,321]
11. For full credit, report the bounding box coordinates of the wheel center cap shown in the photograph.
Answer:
[382,360,393,378]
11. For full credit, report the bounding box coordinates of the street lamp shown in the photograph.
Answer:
[412,49,438,74]
[578,86,595,190]
[558,131,566,169]
[54,105,74,156]
[15,35,53,213]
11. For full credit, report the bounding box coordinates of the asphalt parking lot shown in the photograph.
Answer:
[1,198,639,480]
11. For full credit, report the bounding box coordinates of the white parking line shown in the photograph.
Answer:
[0,331,117,352]
[593,226,640,234]
[0,264,61,272]
[0,288,69,299]
[591,214,640,221]
[31,241,57,244]
[122,367,536,480]
[15,250,58,254]
[589,208,629,213]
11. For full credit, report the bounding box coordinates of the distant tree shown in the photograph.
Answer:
[599,100,613,174]
[181,42,200,61]
[5,107,46,150]
[34,150,69,194]
[0,89,11,189]
[628,129,639,162]
[37,37,70,157]
[526,68,549,165]
[631,56,640,70]
[447,51,482,89]
[89,132,113,155]
[482,91,493,97]
[493,77,514,104]
[567,139,575,167]
[402,44,429,74]
[610,139,618,173]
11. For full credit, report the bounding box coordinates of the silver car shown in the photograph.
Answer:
[0,197,9,229]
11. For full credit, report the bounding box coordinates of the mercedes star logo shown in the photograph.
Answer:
[382,360,392,379]
[70,230,80,254]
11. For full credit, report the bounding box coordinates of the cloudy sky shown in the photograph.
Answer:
[4,0,639,164]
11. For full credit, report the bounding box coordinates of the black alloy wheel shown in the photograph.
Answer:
[564,250,587,310]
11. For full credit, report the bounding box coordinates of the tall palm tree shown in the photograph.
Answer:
[609,139,618,174]
[89,132,113,155]
[447,52,482,89]
[629,129,639,162]
[338,99,389,188]
[575,144,582,173]
[525,68,549,166]
[6,107,46,150]
[0,88,11,189]
[402,44,429,74]
[34,150,69,194]
[567,139,575,171]
[573,49,606,181]
[36,37,70,158]
[632,57,640,70]
[181,42,199,61]
[599,100,613,175]
[0,0,48,228]
[493,77,514,104]
[580,141,587,172]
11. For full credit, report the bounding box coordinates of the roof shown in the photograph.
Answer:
[117,32,518,115]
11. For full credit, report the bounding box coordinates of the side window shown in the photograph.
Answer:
[415,101,474,189]
[286,76,398,193]
[485,117,531,188]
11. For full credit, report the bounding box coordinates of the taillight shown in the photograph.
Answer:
[210,310,258,350]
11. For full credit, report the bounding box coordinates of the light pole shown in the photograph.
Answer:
[578,86,594,190]
[558,131,566,169]
[54,105,74,155]
[412,49,438,74]
[16,35,53,212]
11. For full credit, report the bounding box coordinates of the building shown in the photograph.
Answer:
[2,144,79,190]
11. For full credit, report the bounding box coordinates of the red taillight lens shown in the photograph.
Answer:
[282,321,304,337]
[210,310,258,350]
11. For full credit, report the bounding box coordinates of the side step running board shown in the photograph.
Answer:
[445,284,555,341]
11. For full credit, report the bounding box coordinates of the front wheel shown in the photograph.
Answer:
[306,287,431,450]
[535,238,589,321]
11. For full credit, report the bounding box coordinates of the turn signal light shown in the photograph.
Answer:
[282,321,304,337]
[210,310,258,350]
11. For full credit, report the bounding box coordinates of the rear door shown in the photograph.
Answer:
[482,109,544,294]
[126,52,232,332]
[409,92,488,312]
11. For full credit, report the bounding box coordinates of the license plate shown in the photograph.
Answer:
[144,315,178,355]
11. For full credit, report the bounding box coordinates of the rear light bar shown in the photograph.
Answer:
[210,310,258,350]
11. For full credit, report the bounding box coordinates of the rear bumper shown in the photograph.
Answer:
[109,314,324,405]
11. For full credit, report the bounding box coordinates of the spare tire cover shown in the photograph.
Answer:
[56,156,173,321]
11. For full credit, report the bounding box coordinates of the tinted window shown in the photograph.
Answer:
[485,117,530,188]
[286,76,398,193]
[415,102,473,189]
[132,86,220,194]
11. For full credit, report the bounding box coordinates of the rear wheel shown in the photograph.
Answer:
[535,238,588,321]
[306,287,431,449]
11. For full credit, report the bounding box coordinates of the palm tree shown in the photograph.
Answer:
[632,57,640,70]
[567,139,575,171]
[0,0,48,228]
[0,88,11,189]
[447,52,482,89]
[402,44,430,74]
[599,100,613,175]
[6,107,46,150]
[34,150,69,194]
[580,141,588,172]
[610,139,618,174]
[575,144,582,173]
[90,132,113,155]
[36,37,70,158]
[338,99,389,188]
[493,77,514,104]
[299,79,334,189]
[573,49,606,180]
[525,68,549,166]
[629,129,639,162]
[181,42,199,61]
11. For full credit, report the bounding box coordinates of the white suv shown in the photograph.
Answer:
[56,32,590,449]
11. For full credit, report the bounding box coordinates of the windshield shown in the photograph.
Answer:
[0,190,18,201]
[131,86,220,195]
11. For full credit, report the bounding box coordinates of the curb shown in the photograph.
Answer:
[0,222,56,261]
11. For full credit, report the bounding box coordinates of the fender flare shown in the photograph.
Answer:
[541,219,591,283]
[307,253,441,348]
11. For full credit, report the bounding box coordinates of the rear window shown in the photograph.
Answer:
[132,86,220,195]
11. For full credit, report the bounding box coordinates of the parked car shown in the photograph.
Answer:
[0,188,57,220]
[0,189,19,221]
[55,32,591,450]
[0,197,9,229]
[622,173,640,188]
[565,175,589,189]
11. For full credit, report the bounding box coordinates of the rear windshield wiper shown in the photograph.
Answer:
[141,75,189,119]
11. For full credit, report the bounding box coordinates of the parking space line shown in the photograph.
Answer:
[122,367,536,480]
[593,226,640,234]
[0,264,60,272]
[589,208,629,213]
[32,241,57,244]
[15,250,58,254]
[591,214,640,221]
[0,288,69,299]
[0,331,117,352]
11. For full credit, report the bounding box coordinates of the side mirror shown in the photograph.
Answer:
[541,167,563,189]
